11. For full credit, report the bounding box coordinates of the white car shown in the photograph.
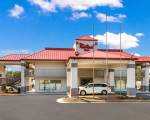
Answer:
[79,83,111,96]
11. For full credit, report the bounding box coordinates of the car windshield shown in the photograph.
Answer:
[87,84,108,87]
[87,84,94,87]
[80,84,88,87]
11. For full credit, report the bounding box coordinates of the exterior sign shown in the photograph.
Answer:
[75,40,98,55]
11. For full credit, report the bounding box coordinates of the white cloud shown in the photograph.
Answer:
[96,13,126,23]
[134,53,141,57]
[0,49,33,57]
[29,0,56,12]
[70,12,91,20]
[94,32,140,49]
[29,0,123,12]
[117,14,127,19]
[135,33,144,37]
[9,4,24,18]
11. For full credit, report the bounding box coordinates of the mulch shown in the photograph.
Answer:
[62,95,147,103]
[0,92,19,96]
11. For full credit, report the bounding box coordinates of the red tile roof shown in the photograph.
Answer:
[0,54,30,61]
[71,49,137,60]
[22,48,137,61]
[76,36,97,41]
[136,57,150,62]
[0,48,138,61]
[22,48,75,61]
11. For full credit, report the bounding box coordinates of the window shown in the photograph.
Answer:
[93,84,107,87]
[94,84,101,87]
[115,70,127,77]
[102,84,107,87]
[88,84,94,87]
[39,80,51,90]
[39,80,61,91]
[50,80,61,90]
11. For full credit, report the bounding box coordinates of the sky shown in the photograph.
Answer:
[0,0,150,56]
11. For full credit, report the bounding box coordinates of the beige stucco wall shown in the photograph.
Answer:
[34,61,66,78]
[77,59,129,69]
[67,59,129,87]
[33,61,67,92]
[27,59,129,92]
[34,61,66,69]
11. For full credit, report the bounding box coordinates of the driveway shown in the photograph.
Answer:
[0,95,150,120]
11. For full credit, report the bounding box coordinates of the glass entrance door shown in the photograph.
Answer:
[115,80,126,91]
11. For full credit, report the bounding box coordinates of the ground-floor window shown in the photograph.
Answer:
[50,80,61,90]
[39,80,61,91]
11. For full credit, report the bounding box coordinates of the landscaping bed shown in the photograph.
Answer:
[0,92,19,96]
[58,95,150,103]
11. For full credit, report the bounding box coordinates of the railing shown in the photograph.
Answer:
[0,77,21,86]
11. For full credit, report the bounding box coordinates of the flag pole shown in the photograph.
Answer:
[105,10,109,98]
[92,24,95,98]
[119,22,122,97]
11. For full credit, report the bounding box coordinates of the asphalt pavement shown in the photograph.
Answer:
[0,95,150,120]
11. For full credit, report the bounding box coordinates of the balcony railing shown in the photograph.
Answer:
[0,77,21,86]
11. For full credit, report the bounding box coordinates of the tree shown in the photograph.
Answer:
[136,65,142,81]
[6,71,21,78]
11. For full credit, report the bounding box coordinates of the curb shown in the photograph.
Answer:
[56,98,88,103]
[56,98,150,103]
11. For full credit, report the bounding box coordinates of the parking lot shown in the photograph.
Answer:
[0,95,150,120]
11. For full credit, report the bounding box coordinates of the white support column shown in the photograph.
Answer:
[21,61,26,93]
[69,60,78,97]
[104,69,109,83]
[109,69,115,92]
[142,63,150,92]
[127,61,136,97]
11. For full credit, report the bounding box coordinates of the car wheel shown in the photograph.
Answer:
[80,90,86,96]
[101,90,107,95]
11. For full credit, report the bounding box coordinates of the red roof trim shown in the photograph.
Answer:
[21,59,67,61]
[69,56,137,60]
[76,36,97,41]
[136,56,150,62]
[137,61,150,62]
[0,60,21,62]
[98,49,123,52]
